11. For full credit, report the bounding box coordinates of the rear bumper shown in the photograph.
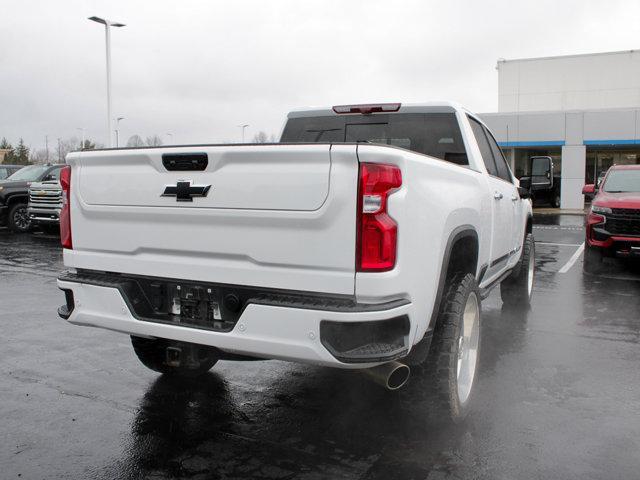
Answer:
[57,273,413,368]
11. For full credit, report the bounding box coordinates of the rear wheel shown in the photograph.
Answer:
[415,273,481,422]
[131,336,218,377]
[8,203,31,233]
[501,233,535,306]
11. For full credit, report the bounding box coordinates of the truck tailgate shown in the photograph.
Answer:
[65,144,358,295]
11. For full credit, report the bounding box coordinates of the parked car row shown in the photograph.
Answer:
[0,163,63,233]
[2,160,639,284]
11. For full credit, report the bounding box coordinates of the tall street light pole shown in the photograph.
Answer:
[115,116,125,147]
[89,16,125,147]
[238,124,249,143]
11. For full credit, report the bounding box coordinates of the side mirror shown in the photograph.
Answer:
[530,156,553,189]
[519,177,531,190]
[517,186,531,199]
[582,184,595,195]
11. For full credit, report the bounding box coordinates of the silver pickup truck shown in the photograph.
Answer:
[28,179,62,230]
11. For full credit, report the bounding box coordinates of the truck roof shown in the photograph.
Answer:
[287,101,468,118]
[609,164,640,170]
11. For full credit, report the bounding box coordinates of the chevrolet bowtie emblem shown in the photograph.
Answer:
[162,180,211,202]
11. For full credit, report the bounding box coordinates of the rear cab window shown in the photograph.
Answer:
[281,112,469,166]
[468,117,498,177]
[483,126,513,183]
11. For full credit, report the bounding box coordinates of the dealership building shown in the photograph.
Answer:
[480,49,640,209]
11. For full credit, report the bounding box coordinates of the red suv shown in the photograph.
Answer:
[582,165,640,272]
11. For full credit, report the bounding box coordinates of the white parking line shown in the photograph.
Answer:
[533,225,583,231]
[535,242,583,247]
[558,243,585,273]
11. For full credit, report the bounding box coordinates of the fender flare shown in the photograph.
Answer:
[5,193,28,206]
[428,225,479,329]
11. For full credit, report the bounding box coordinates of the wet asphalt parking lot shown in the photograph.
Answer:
[1,214,640,480]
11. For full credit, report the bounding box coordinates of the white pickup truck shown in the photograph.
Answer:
[57,102,534,420]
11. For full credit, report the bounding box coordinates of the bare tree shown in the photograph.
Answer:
[145,135,163,147]
[28,137,100,165]
[126,135,145,148]
[80,139,96,150]
[252,131,269,143]
[30,148,50,165]
[58,137,82,162]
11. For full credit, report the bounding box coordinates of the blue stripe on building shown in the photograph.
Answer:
[498,141,565,147]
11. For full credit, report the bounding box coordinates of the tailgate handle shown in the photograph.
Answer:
[162,153,208,171]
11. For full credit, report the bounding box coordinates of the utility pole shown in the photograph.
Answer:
[115,117,125,147]
[89,16,125,147]
[45,135,49,163]
[238,124,249,143]
[57,138,62,163]
[77,128,85,150]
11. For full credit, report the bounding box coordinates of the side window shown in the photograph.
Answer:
[484,126,513,183]
[468,116,498,177]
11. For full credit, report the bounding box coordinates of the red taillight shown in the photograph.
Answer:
[357,163,402,272]
[333,103,401,115]
[60,165,72,249]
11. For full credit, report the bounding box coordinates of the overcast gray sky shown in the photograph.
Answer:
[1,0,639,150]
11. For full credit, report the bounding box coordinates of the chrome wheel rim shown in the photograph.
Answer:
[527,245,535,297]
[456,292,480,405]
[13,206,30,230]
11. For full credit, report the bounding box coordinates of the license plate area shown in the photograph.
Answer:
[125,279,240,332]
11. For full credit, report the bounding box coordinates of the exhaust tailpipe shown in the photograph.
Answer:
[362,361,410,391]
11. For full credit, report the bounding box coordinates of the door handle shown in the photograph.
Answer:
[493,192,503,200]
[511,195,518,202]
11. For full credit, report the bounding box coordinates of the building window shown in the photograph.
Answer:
[512,148,561,179]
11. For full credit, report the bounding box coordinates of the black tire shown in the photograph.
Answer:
[583,244,604,274]
[501,233,535,306]
[131,336,218,377]
[414,273,481,422]
[8,203,31,233]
